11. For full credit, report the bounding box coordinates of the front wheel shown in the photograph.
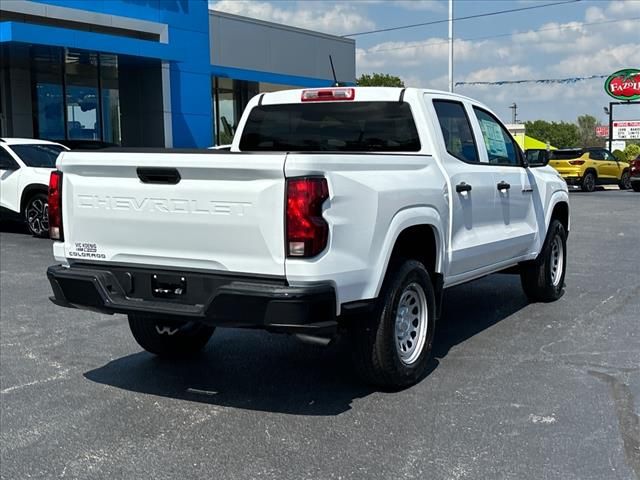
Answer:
[520,219,567,302]
[351,259,436,389]
[128,314,215,357]
[581,172,596,192]
[632,182,640,192]
[24,193,49,238]
[619,171,631,190]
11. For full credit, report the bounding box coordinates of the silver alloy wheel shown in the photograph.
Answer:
[622,172,631,190]
[394,282,428,365]
[26,198,49,236]
[550,234,564,287]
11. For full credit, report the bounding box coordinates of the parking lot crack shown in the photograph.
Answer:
[588,370,640,479]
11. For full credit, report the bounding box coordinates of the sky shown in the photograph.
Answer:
[208,0,640,125]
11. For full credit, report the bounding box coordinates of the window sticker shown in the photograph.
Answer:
[480,119,508,158]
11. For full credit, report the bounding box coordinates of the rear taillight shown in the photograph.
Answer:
[286,177,329,258]
[48,170,63,241]
[301,88,355,102]
[568,160,585,165]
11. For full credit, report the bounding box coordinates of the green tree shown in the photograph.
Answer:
[357,73,405,87]
[577,114,600,147]
[623,143,640,162]
[524,120,580,148]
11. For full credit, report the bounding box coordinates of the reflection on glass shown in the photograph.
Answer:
[36,83,65,139]
[32,46,65,139]
[100,54,121,144]
[65,50,99,140]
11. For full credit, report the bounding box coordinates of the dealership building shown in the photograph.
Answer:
[0,0,355,147]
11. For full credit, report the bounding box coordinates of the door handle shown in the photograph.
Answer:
[497,181,511,191]
[455,182,472,193]
[137,167,181,185]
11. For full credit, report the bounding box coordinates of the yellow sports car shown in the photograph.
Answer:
[549,148,631,192]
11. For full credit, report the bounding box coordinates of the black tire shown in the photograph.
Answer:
[24,193,49,238]
[520,219,567,303]
[128,314,215,357]
[581,171,596,192]
[619,171,631,190]
[351,259,436,389]
[632,181,640,192]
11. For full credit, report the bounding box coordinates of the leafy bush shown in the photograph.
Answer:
[612,149,626,161]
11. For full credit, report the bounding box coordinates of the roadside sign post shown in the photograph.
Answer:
[604,68,640,151]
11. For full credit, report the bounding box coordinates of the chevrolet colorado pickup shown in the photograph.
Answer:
[47,87,569,388]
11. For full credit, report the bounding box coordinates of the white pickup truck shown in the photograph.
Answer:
[47,87,569,388]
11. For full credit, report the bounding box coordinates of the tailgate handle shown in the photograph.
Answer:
[137,167,181,185]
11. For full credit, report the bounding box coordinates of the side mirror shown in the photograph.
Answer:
[525,149,550,167]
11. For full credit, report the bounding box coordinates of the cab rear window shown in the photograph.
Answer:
[550,150,584,160]
[239,102,421,152]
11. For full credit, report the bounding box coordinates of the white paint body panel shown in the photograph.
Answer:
[56,152,287,276]
[52,87,569,314]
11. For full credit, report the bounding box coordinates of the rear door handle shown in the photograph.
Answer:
[497,181,511,191]
[137,167,181,185]
[456,182,472,193]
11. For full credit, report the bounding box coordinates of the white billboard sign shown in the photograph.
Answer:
[613,120,640,140]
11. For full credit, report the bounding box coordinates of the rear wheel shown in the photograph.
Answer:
[632,182,640,192]
[619,171,631,190]
[581,172,596,192]
[351,259,436,389]
[520,219,567,302]
[24,193,49,238]
[128,314,215,357]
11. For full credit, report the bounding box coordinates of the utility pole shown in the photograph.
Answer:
[448,0,453,92]
[509,102,518,124]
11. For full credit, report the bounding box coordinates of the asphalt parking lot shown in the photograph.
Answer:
[1,190,639,480]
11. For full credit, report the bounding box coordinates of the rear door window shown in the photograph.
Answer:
[432,100,479,163]
[239,102,421,152]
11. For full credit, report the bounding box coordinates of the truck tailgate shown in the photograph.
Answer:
[57,152,286,276]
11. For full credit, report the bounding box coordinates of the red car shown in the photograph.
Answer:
[631,155,640,192]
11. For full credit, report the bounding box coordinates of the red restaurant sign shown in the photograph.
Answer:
[605,68,640,101]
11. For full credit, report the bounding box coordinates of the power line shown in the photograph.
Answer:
[344,0,581,37]
[361,16,639,55]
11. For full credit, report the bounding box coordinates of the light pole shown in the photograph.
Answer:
[448,0,453,92]
[510,102,518,124]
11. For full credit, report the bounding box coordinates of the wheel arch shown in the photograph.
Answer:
[20,183,48,214]
[545,192,570,237]
[371,207,445,300]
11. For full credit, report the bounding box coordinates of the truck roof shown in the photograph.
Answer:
[258,86,482,106]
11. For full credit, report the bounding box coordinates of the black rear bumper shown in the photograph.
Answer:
[47,264,337,335]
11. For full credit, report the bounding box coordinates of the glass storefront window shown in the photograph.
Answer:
[30,47,122,144]
[212,77,259,145]
[32,46,65,140]
[100,54,121,145]
[65,50,99,140]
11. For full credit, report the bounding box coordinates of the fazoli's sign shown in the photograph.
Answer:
[605,68,640,101]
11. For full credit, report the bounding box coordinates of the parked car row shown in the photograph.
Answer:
[2,134,639,240]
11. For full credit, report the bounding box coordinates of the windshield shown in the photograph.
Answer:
[239,102,421,152]
[10,144,66,168]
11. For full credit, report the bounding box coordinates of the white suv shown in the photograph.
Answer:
[0,138,68,237]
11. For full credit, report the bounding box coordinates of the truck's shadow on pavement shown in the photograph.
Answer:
[84,274,528,416]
